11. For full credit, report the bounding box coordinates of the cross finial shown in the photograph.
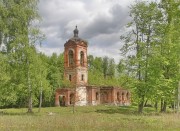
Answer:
[73,25,79,37]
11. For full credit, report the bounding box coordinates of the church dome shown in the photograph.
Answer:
[69,26,83,41]
[65,26,88,47]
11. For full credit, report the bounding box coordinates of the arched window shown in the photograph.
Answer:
[80,51,84,66]
[122,92,124,101]
[101,92,108,103]
[70,93,74,105]
[59,95,66,106]
[96,92,99,100]
[126,92,129,100]
[117,92,120,102]
[69,50,74,66]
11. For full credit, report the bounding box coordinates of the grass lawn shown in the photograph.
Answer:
[0,105,180,131]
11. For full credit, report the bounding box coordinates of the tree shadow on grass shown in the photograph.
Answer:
[0,110,38,116]
[96,105,158,116]
[95,106,137,115]
[95,106,160,116]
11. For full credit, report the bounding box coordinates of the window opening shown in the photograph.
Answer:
[96,92,99,100]
[81,74,84,81]
[69,50,74,66]
[69,75,72,81]
[70,94,74,105]
[117,92,120,101]
[80,51,84,66]
[122,92,124,101]
[126,92,129,99]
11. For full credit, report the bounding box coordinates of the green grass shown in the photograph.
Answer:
[0,106,180,131]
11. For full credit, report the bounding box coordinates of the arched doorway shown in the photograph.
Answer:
[70,93,75,105]
[126,92,129,100]
[96,92,99,100]
[59,95,66,106]
[100,92,108,104]
[117,92,120,102]
[122,92,125,104]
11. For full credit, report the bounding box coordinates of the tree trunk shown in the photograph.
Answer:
[138,96,144,113]
[28,92,33,113]
[160,99,167,112]
[38,81,43,113]
[154,101,158,112]
[177,81,180,113]
[160,98,163,112]
[73,86,76,114]
[162,101,167,112]
[27,64,33,113]
[138,100,144,113]
[144,99,148,107]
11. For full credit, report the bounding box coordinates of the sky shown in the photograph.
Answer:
[37,0,158,63]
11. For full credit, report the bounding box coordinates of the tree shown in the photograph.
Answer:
[158,0,180,112]
[120,1,163,113]
[102,56,108,79]
[120,0,180,113]
[88,55,122,87]
[0,0,43,112]
[46,53,64,106]
[107,58,116,79]
[0,53,13,108]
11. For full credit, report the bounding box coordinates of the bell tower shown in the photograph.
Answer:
[64,26,88,105]
[64,26,88,86]
[64,26,88,106]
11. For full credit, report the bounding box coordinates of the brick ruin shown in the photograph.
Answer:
[55,26,130,106]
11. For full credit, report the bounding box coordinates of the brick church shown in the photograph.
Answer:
[55,26,130,106]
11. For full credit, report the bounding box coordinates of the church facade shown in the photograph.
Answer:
[55,26,130,106]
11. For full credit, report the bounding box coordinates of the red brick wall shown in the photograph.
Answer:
[64,40,88,86]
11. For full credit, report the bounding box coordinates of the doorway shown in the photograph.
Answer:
[100,92,108,104]
[59,95,66,106]
[70,93,75,105]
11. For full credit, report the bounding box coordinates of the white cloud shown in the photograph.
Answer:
[37,0,138,63]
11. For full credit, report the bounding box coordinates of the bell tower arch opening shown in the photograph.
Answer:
[80,51,84,66]
[68,50,74,67]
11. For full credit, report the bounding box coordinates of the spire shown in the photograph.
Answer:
[73,25,79,37]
